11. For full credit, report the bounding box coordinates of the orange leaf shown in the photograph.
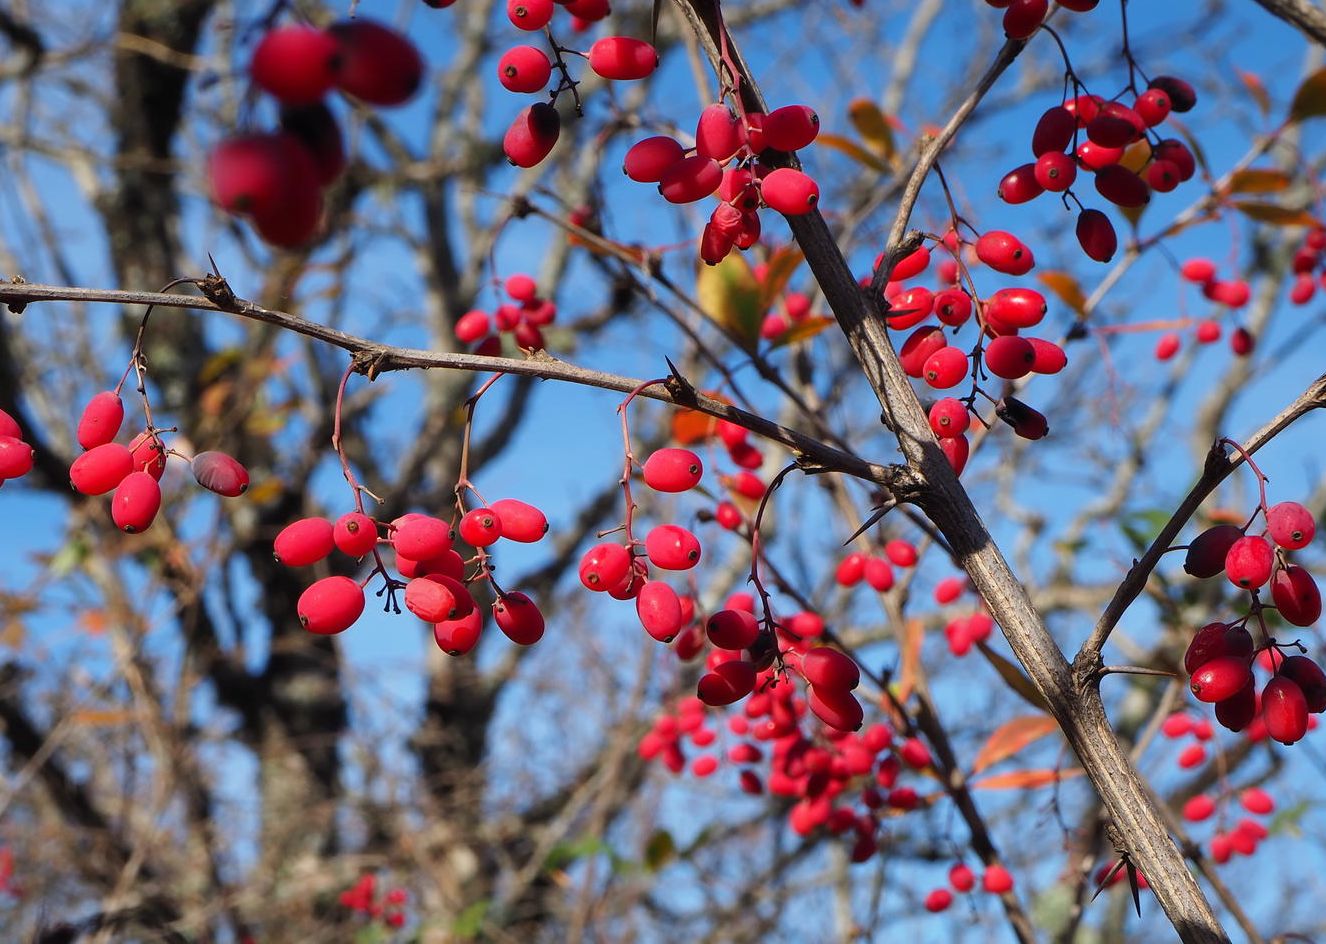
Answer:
[1037,271,1087,317]
[1289,66,1326,122]
[769,316,835,350]
[815,133,888,172]
[1237,69,1271,117]
[72,709,135,727]
[80,609,108,635]
[1223,168,1293,195]
[846,99,895,158]
[758,244,806,311]
[894,618,924,704]
[670,390,733,445]
[970,714,1061,774]
[1230,201,1321,227]
[972,767,1083,790]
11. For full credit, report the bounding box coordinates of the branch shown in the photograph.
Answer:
[0,281,912,494]
[1249,0,1326,47]
[1083,372,1326,655]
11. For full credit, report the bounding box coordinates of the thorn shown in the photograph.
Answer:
[663,356,698,404]
[843,501,895,545]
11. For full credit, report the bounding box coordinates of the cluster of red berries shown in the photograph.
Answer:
[454,273,557,353]
[276,499,548,649]
[0,408,34,489]
[1286,226,1326,305]
[1174,775,1279,864]
[1180,499,1323,744]
[579,447,706,642]
[757,287,823,342]
[834,538,921,594]
[1151,257,1255,360]
[209,19,423,247]
[488,0,658,168]
[984,0,1098,40]
[70,390,247,532]
[338,874,407,929]
[624,102,823,264]
[874,230,1064,472]
[924,862,1016,913]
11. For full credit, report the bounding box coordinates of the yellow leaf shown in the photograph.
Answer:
[1230,201,1320,227]
[847,99,895,158]
[1037,271,1087,317]
[1223,168,1293,195]
[242,477,284,505]
[1118,139,1152,175]
[815,133,888,172]
[970,714,1061,774]
[976,641,1050,713]
[769,316,835,350]
[971,767,1083,790]
[1289,66,1326,122]
[758,245,806,311]
[1237,69,1271,118]
[696,253,763,350]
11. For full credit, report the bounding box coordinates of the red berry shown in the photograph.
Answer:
[807,685,863,731]
[489,498,547,542]
[623,136,685,183]
[637,581,684,642]
[1215,679,1257,732]
[1034,151,1077,191]
[982,864,1014,894]
[1076,139,1124,170]
[1184,524,1242,578]
[404,576,459,623]
[1183,794,1216,822]
[1280,656,1326,713]
[761,168,821,216]
[975,230,1035,275]
[1094,165,1149,207]
[941,435,970,475]
[274,517,336,566]
[434,608,483,655]
[986,290,1047,330]
[0,408,19,441]
[984,336,1036,380]
[458,507,503,547]
[587,36,658,81]
[928,398,970,438]
[933,288,973,326]
[694,103,746,162]
[885,539,917,567]
[392,514,451,560]
[707,608,760,651]
[835,553,866,586]
[642,448,703,492]
[898,326,947,375]
[77,391,125,450]
[298,575,366,634]
[1266,501,1315,549]
[279,102,346,186]
[1240,788,1275,815]
[334,511,380,557]
[1149,75,1197,113]
[658,155,722,204]
[923,346,969,389]
[863,556,895,590]
[1086,106,1143,148]
[1032,106,1075,156]
[492,591,545,645]
[503,102,561,167]
[645,524,702,570]
[580,542,631,591]
[0,436,34,481]
[1003,0,1048,39]
[455,310,490,343]
[998,162,1044,204]
[1190,656,1253,703]
[1224,534,1273,589]
[1183,621,1253,675]
[1177,742,1207,768]
[1146,160,1181,193]
[497,45,552,93]
[800,647,860,690]
[1027,338,1067,374]
[111,471,162,533]
[250,25,340,105]
[1154,333,1181,361]
[1271,565,1322,626]
[697,660,757,706]
[762,104,820,151]
[1263,675,1309,744]
[1230,326,1255,356]
[1076,208,1117,263]
[1155,138,1196,180]
[329,20,424,106]
[70,443,133,495]
[507,0,555,30]
[995,396,1049,440]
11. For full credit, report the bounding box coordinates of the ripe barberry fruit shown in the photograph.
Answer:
[1033,151,1076,191]
[434,609,483,655]
[658,155,722,204]
[280,102,347,186]
[761,168,821,216]
[933,287,973,326]
[645,524,702,570]
[70,442,134,495]
[1280,656,1326,712]
[587,36,659,81]
[1183,524,1242,578]
[807,685,863,731]
[800,647,860,690]
[975,230,1035,275]
[1215,679,1257,732]
[274,517,336,566]
[1002,0,1048,40]
[1032,105,1075,156]
[392,514,451,560]
[642,448,703,492]
[1094,164,1149,207]
[329,20,424,106]
[697,659,757,706]
[1149,75,1198,112]
[404,575,459,622]
[1075,208,1117,263]
[1154,333,1181,360]
[297,575,366,634]
[694,103,746,161]
[762,104,820,151]
[492,591,545,645]
[192,450,251,498]
[1224,534,1273,589]
[982,865,1015,894]
[1271,565,1322,626]
[0,437,34,481]
[923,346,969,389]
[707,608,760,650]
[503,102,561,167]
[949,863,976,892]
[497,45,552,93]
[636,581,684,642]
[1189,656,1253,703]
[77,391,125,450]
[489,498,547,542]
[334,511,379,557]
[864,556,895,590]
[1262,675,1309,744]
[1266,501,1315,549]
[623,136,685,183]
[941,435,970,475]
[1183,621,1253,674]
[998,163,1043,204]
[984,336,1036,379]
[111,471,162,533]
[928,398,970,439]
[250,25,341,105]
[579,542,631,591]
[995,396,1049,440]
[507,0,555,30]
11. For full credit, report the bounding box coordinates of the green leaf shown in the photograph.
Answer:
[452,900,490,939]
[696,253,763,350]
[643,829,676,871]
[544,835,612,871]
[1288,66,1326,122]
[1269,799,1311,837]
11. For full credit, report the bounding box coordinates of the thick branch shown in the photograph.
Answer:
[1249,0,1326,46]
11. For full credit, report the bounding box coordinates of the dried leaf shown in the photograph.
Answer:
[1237,69,1271,117]
[970,714,1061,774]
[696,253,763,350]
[0,619,24,648]
[847,99,896,158]
[72,709,135,727]
[815,133,888,172]
[1289,66,1326,122]
[769,316,835,350]
[894,618,924,704]
[971,767,1083,790]
[1223,168,1293,195]
[1037,271,1087,317]
[1231,201,1320,227]
[976,641,1050,712]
